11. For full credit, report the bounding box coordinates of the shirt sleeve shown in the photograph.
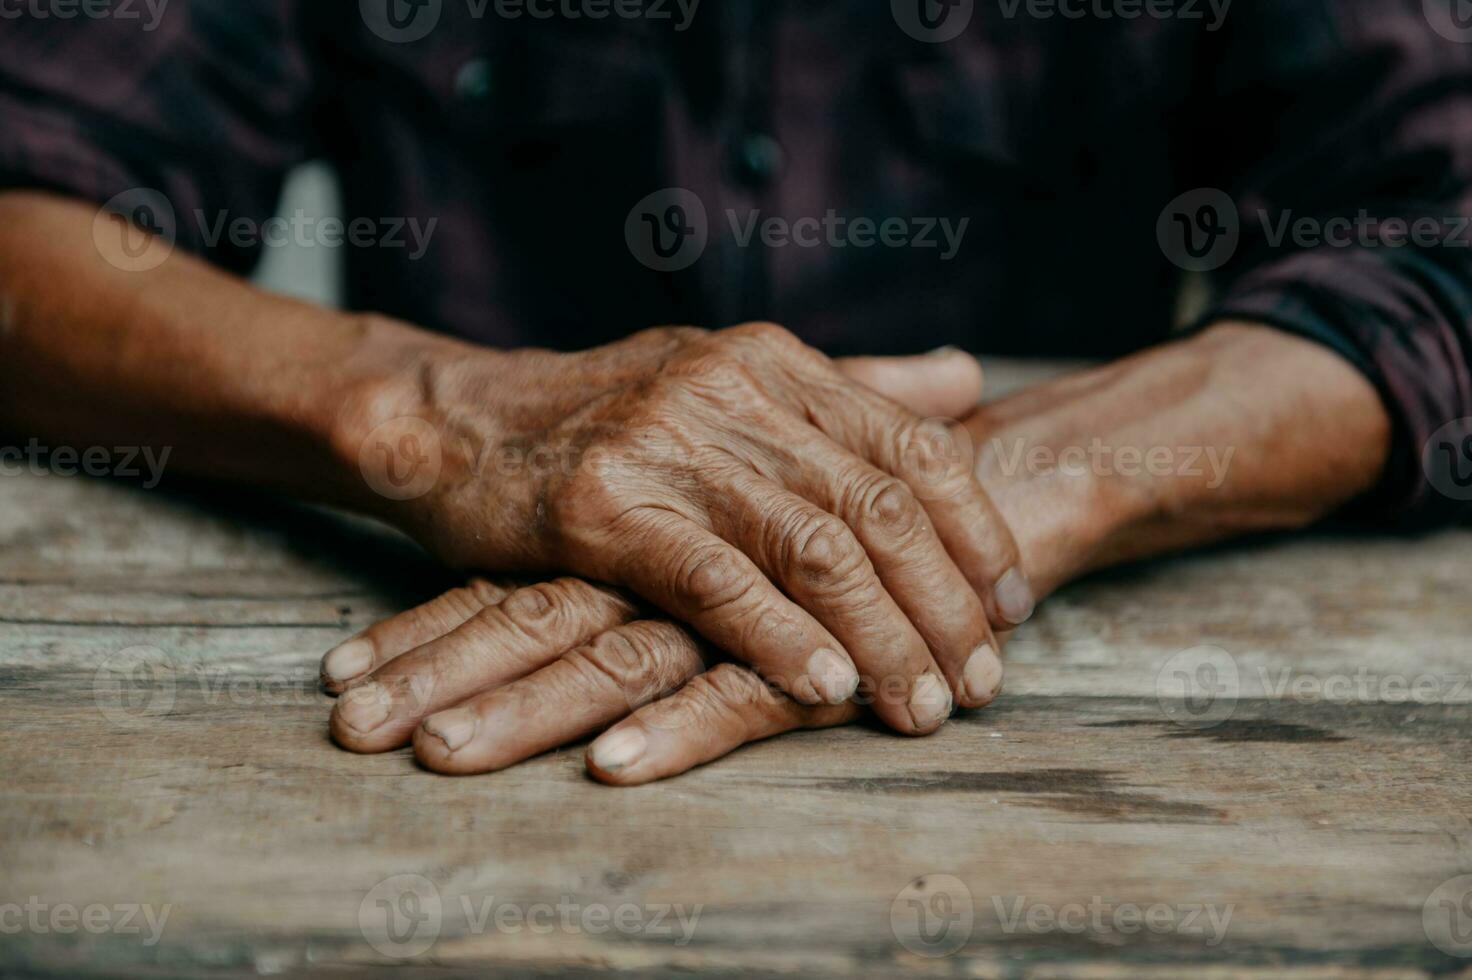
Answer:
[0,0,317,277]
[1187,0,1472,529]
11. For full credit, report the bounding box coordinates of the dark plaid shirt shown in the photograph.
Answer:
[3,0,1472,525]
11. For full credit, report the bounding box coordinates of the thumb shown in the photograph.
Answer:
[836,347,984,419]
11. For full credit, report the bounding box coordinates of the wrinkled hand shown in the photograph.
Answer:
[323,576,875,783]
[357,326,1032,735]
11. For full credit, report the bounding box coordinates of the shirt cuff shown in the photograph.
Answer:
[1195,247,1472,530]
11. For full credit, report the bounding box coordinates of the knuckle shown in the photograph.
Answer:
[790,513,868,582]
[428,585,492,626]
[500,582,555,619]
[737,602,801,658]
[666,350,760,396]
[897,418,974,495]
[726,322,828,369]
[857,475,923,538]
[578,622,698,704]
[683,673,756,731]
[672,546,756,614]
[465,577,508,608]
[729,321,798,351]
[702,663,778,714]
[634,325,707,348]
[569,631,646,690]
[499,582,563,631]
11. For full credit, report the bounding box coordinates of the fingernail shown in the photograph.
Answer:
[962,644,1004,705]
[422,707,478,753]
[928,345,963,357]
[995,567,1036,625]
[908,673,952,731]
[336,682,391,734]
[807,648,860,705]
[321,639,373,685]
[590,727,647,772]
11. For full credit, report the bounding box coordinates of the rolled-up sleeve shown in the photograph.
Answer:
[0,0,316,276]
[1191,0,1472,528]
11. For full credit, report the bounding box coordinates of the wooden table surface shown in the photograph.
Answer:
[2,362,1471,979]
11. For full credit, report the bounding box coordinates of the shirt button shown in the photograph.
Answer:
[454,58,493,102]
[732,133,785,187]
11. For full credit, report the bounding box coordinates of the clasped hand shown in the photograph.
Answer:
[322,323,1033,781]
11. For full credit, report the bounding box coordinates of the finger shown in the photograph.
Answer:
[329,578,636,753]
[586,663,861,785]
[607,507,864,710]
[701,468,959,730]
[320,578,514,693]
[413,620,708,775]
[807,382,1035,629]
[741,431,1005,710]
[835,347,984,419]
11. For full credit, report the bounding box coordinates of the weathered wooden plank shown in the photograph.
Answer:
[2,675,1469,978]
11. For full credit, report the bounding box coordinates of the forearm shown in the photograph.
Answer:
[971,322,1392,597]
[0,191,478,511]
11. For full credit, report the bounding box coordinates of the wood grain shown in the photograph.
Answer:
[2,364,1470,979]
